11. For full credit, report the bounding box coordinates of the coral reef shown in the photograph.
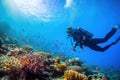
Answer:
[63,70,88,80]
[0,34,119,80]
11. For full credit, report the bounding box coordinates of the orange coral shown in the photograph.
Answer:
[64,70,88,80]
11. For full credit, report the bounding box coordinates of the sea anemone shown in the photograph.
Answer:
[63,70,88,80]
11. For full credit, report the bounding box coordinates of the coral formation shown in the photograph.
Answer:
[88,73,109,80]
[21,45,33,52]
[54,62,67,72]
[19,54,52,80]
[67,66,81,72]
[0,55,23,74]
[63,70,88,80]
[33,51,52,58]
[19,54,46,74]
[0,55,23,79]
[0,33,117,80]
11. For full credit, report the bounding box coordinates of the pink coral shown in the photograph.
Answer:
[19,54,46,74]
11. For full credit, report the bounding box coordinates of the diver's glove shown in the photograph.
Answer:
[113,24,120,30]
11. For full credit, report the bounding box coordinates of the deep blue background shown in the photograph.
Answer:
[0,0,120,69]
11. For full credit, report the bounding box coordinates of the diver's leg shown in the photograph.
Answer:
[88,43,114,52]
[88,37,120,52]
[92,27,118,44]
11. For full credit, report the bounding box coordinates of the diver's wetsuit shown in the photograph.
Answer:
[83,28,119,52]
[71,27,120,52]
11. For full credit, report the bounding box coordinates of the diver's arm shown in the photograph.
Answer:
[72,42,78,51]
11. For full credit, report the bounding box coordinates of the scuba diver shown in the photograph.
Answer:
[66,25,120,52]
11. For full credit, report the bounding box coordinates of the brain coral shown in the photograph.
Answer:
[64,70,88,80]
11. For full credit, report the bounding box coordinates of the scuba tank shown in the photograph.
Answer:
[75,27,93,39]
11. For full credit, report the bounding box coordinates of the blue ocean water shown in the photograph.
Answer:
[0,0,120,70]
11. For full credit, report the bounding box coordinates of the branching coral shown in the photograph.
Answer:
[19,54,52,80]
[63,70,88,80]
[19,54,46,74]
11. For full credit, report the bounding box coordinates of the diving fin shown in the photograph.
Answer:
[114,24,120,30]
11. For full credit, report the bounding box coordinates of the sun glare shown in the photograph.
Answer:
[3,0,52,22]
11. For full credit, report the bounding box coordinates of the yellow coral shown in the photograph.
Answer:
[0,55,23,73]
[63,70,88,80]
[54,63,67,72]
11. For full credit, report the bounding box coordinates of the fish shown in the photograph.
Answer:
[55,40,59,42]
[70,48,76,52]
[61,42,64,45]
[95,67,100,71]
[54,44,59,48]
[82,49,85,52]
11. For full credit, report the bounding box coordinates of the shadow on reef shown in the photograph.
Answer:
[0,21,120,80]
